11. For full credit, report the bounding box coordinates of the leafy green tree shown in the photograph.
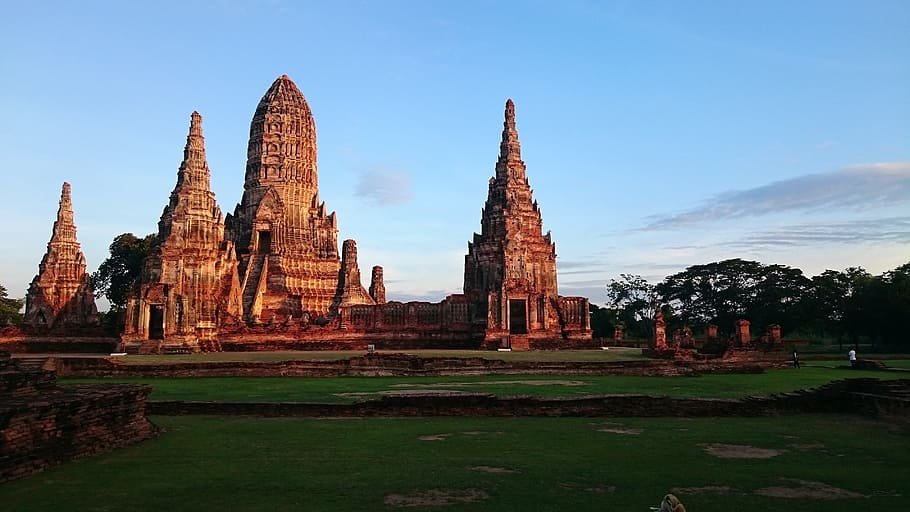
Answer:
[802,269,857,346]
[605,274,657,338]
[0,283,24,325]
[844,262,910,350]
[588,303,616,340]
[880,262,910,348]
[656,259,809,337]
[748,263,811,332]
[91,233,156,311]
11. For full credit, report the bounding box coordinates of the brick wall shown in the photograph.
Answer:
[1,353,158,483]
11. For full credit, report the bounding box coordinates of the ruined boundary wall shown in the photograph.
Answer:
[146,378,910,419]
[0,354,158,483]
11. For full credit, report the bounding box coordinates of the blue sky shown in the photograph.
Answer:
[1,0,908,309]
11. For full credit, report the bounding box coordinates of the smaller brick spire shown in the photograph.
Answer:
[25,182,97,329]
[50,182,77,245]
[175,111,210,191]
[496,99,525,179]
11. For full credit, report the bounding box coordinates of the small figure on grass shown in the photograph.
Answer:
[848,348,857,368]
[650,493,685,512]
[792,349,800,369]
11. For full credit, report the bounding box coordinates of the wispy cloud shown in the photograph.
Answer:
[354,169,413,206]
[643,162,910,230]
[557,260,608,275]
[559,260,607,270]
[728,216,910,249]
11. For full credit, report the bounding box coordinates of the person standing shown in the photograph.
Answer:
[792,349,800,369]
[848,349,857,368]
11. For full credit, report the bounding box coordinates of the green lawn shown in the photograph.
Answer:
[60,366,906,403]
[1,415,905,511]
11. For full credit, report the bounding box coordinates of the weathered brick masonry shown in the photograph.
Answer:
[0,353,157,483]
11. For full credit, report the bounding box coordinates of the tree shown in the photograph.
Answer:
[588,303,616,340]
[605,274,657,338]
[748,263,811,332]
[91,233,156,311]
[656,259,808,337]
[0,283,24,325]
[803,269,853,345]
[880,262,910,348]
[839,267,874,348]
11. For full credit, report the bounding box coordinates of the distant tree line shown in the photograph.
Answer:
[594,258,910,351]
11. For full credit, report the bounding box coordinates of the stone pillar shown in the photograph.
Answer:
[735,319,751,345]
[706,324,718,341]
[767,324,781,344]
[680,326,694,348]
[654,310,667,349]
[369,266,386,304]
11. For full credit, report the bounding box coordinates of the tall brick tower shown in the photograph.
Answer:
[124,112,241,345]
[465,100,588,346]
[25,182,98,329]
[226,75,341,322]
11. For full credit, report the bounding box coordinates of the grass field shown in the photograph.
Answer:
[1,414,906,511]
[60,365,907,403]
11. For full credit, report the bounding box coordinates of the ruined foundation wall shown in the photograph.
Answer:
[0,354,158,483]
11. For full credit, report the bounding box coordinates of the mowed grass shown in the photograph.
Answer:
[1,415,906,511]
[113,348,648,364]
[60,366,907,403]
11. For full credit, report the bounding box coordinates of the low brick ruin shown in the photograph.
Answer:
[646,310,790,360]
[48,352,768,379]
[145,378,910,419]
[0,352,157,483]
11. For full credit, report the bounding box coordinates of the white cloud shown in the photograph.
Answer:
[354,169,413,206]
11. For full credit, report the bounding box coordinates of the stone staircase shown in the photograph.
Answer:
[242,253,266,322]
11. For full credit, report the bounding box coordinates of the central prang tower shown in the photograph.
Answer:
[226,75,342,322]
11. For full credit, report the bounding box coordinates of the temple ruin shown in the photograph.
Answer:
[224,76,344,322]
[123,112,241,344]
[24,182,98,330]
[117,75,590,351]
[464,99,588,349]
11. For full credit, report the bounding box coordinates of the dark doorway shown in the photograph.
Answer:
[149,305,165,340]
[257,230,272,254]
[509,299,527,334]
